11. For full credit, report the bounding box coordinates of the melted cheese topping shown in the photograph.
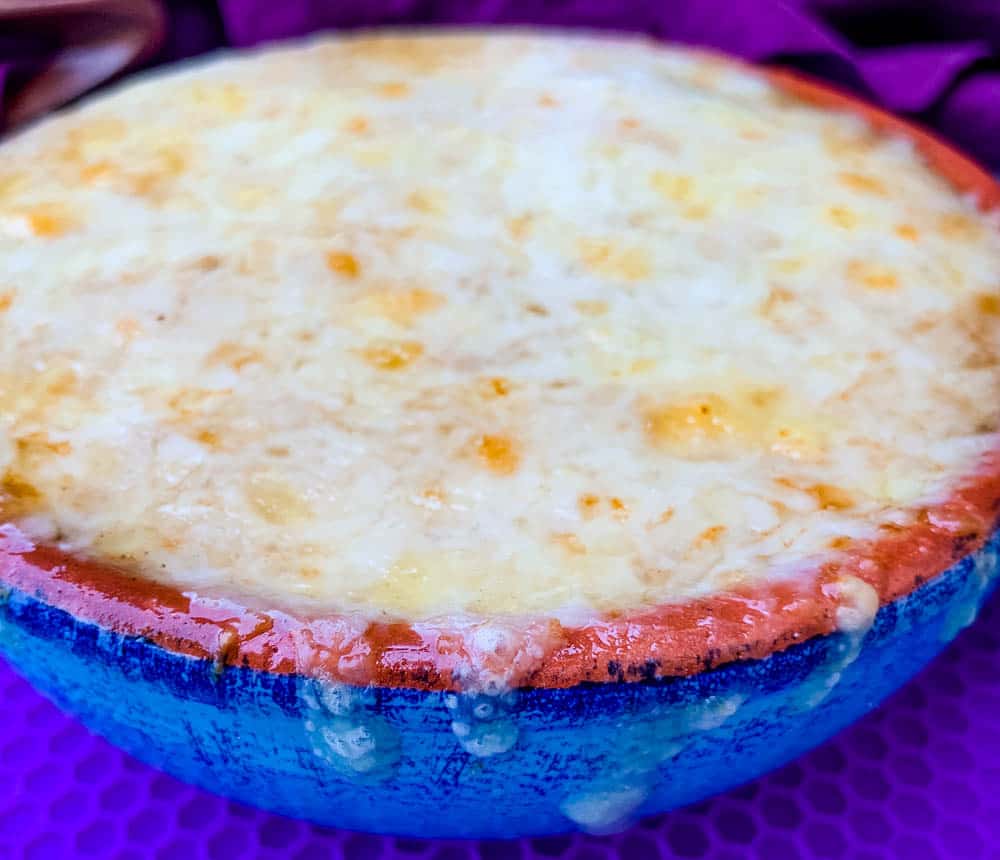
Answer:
[0,31,998,621]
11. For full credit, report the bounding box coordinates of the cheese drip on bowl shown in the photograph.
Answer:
[0,31,998,622]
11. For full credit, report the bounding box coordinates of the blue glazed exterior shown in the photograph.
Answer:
[0,531,997,839]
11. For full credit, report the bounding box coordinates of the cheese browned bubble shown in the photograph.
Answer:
[0,31,998,621]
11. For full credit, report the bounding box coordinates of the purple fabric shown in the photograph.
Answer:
[0,29,57,125]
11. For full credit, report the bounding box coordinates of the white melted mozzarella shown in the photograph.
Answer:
[0,31,998,620]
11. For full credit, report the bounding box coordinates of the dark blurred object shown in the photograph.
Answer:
[0,0,162,127]
[2,0,1000,171]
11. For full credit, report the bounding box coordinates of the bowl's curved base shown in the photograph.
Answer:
[1,534,997,839]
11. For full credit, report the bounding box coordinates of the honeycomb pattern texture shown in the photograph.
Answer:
[0,592,997,859]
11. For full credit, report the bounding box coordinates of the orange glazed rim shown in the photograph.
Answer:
[1,56,999,692]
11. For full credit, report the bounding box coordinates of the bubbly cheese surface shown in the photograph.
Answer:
[1,31,998,621]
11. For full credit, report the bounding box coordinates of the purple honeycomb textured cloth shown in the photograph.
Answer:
[2,594,999,859]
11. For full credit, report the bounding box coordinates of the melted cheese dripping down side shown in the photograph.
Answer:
[0,31,998,622]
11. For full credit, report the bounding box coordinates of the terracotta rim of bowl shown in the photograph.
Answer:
[2,54,999,692]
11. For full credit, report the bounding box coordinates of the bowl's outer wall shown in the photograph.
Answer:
[0,532,996,839]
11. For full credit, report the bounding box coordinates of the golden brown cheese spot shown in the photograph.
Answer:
[364,287,444,326]
[937,212,982,241]
[847,260,899,291]
[192,255,222,272]
[552,531,586,554]
[578,239,651,282]
[0,471,42,517]
[412,485,446,511]
[298,565,321,581]
[59,118,127,162]
[338,36,481,74]
[165,387,232,419]
[115,317,142,340]
[649,169,714,216]
[360,340,424,371]
[0,290,13,313]
[378,81,410,99]
[826,205,858,230]
[771,426,823,461]
[326,251,361,278]
[476,433,520,475]
[650,171,694,203]
[821,126,878,157]
[11,365,77,410]
[654,507,676,526]
[15,206,75,238]
[609,497,629,519]
[692,525,726,548]
[828,535,853,550]
[206,342,264,372]
[808,483,855,510]
[682,203,711,221]
[538,93,559,108]
[644,387,822,461]
[759,286,794,319]
[124,147,188,198]
[481,377,511,398]
[195,429,222,449]
[976,293,1000,316]
[837,171,887,195]
[79,160,114,183]
[406,189,446,214]
[16,432,72,458]
[506,213,534,240]
[45,367,79,399]
[524,302,549,317]
[0,365,79,424]
[895,223,920,242]
[643,394,737,454]
[245,473,312,525]
[344,116,370,134]
[578,493,600,518]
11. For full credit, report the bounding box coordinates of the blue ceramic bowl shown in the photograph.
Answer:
[0,532,997,838]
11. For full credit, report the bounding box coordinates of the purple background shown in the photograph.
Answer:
[2,596,998,859]
[3,1,1000,856]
